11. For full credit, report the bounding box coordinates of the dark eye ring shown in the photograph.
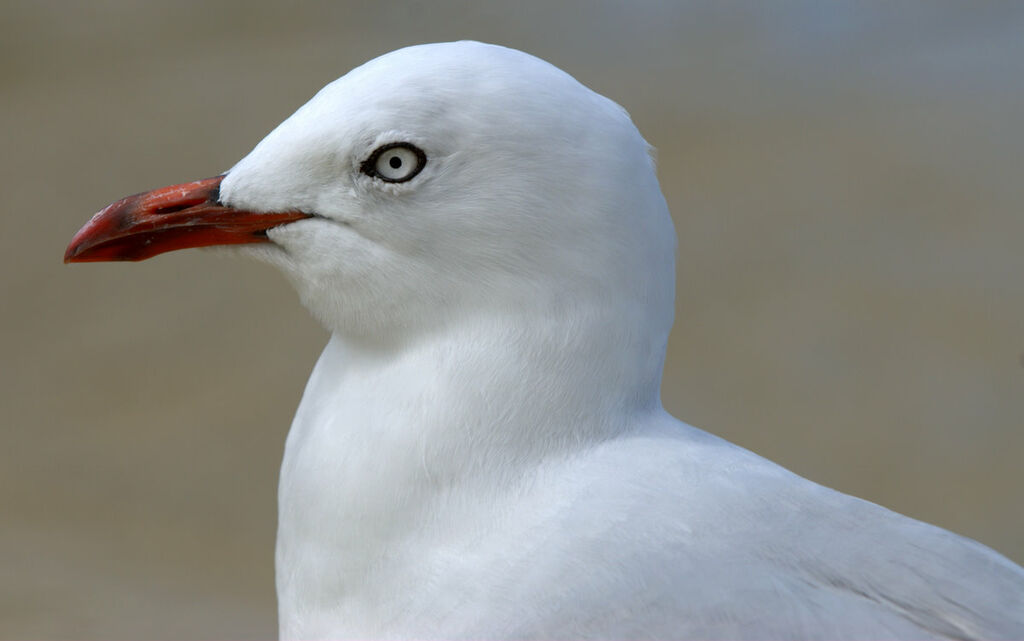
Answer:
[360,142,427,183]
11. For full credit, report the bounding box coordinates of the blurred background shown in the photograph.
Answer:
[2,1,1022,637]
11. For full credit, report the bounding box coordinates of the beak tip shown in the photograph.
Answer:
[64,225,94,263]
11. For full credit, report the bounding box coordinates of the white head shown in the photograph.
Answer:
[69,41,677,412]
[222,40,674,349]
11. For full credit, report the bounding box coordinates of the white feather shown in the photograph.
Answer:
[217,41,1023,639]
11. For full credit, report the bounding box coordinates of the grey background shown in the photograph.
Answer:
[2,2,1022,637]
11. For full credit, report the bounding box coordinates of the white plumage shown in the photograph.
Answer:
[90,41,1024,638]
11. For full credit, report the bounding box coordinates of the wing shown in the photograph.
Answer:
[506,421,1024,639]
[379,419,1024,639]
[766,480,1024,639]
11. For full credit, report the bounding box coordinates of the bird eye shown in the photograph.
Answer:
[361,142,426,183]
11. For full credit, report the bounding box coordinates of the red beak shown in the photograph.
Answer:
[64,175,312,263]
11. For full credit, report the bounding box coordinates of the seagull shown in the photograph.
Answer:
[65,41,1023,639]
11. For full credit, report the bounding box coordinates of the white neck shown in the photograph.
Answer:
[275,305,666,634]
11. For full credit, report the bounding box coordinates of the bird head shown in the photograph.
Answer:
[66,41,675,356]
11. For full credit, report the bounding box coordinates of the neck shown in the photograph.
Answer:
[275,306,665,629]
[286,305,662,483]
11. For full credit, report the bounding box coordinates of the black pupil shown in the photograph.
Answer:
[388,155,403,169]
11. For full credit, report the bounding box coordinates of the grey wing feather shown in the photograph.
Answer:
[595,430,1024,639]
[744,477,1024,639]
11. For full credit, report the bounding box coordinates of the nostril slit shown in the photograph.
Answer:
[153,203,192,215]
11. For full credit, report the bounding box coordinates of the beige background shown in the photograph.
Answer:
[2,2,1022,638]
